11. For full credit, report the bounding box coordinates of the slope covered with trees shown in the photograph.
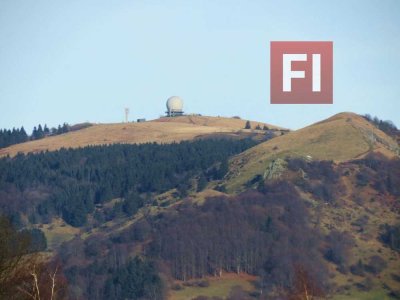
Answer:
[0,138,257,227]
[149,182,328,289]
[1,113,399,299]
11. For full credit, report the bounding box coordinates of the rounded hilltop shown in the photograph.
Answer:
[0,115,281,157]
[0,95,285,157]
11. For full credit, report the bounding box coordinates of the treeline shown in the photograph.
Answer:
[0,127,28,148]
[0,123,70,149]
[0,138,257,227]
[31,123,70,140]
[244,120,270,130]
[363,114,399,138]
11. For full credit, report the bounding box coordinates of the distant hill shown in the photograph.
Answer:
[225,112,399,191]
[0,116,283,157]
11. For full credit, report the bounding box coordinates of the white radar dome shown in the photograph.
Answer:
[166,96,183,112]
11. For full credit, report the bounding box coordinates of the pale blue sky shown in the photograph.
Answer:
[0,0,399,132]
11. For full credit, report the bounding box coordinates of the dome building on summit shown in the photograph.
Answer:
[166,96,184,117]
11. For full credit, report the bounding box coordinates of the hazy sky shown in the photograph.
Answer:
[0,0,399,131]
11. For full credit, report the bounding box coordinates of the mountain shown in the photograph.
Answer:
[225,112,399,191]
[1,112,399,300]
[165,113,400,299]
[0,115,283,157]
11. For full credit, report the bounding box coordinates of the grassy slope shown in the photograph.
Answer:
[225,112,399,192]
[38,218,80,250]
[169,273,257,300]
[155,115,283,130]
[0,116,282,157]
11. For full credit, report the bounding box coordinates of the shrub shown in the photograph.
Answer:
[391,273,400,282]
[198,280,210,288]
[355,277,373,292]
[356,171,370,187]
[227,286,249,300]
[84,239,100,257]
[365,255,387,274]
[324,231,354,271]
[21,228,47,252]
[171,283,184,291]
[182,281,195,287]
[351,215,369,228]
[350,259,365,276]
[380,223,400,252]
[193,296,209,300]
[311,183,335,203]
[287,158,307,172]
[389,289,400,299]
[246,174,263,187]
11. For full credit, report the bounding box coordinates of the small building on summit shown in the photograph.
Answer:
[166,96,184,117]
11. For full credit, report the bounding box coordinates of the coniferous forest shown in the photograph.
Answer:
[0,127,28,148]
[0,123,70,149]
[0,139,256,227]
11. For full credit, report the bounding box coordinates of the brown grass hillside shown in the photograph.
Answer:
[155,115,282,130]
[0,116,282,157]
[226,112,399,192]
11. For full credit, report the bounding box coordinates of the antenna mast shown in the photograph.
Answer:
[125,107,129,123]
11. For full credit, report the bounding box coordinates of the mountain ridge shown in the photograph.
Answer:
[0,115,282,157]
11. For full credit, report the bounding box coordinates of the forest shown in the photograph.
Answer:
[1,133,399,299]
[57,156,386,299]
[0,138,257,227]
[149,182,329,287]
[0,123,70,149]
[53,180,333,299]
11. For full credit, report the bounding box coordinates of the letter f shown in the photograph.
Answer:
[283,54,307,92]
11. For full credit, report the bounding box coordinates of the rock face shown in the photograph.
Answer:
[263,158,287,180]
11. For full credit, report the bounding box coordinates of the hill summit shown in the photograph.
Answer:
[0,116,282,157]
[225,112,399,191]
